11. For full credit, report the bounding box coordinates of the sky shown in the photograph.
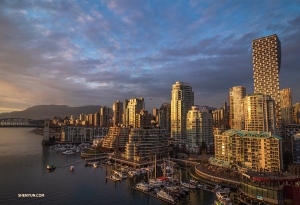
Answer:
[0,0,300,114]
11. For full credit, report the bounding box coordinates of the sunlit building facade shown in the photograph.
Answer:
[214,129,283,171]
[123,128,168,161]
[171,82,194,143]
[186,106,213,151]
[252,34,281,133]
[212,102,229,130]
[101,127,129,150]
[244,94,276,133]
[229,86,246,130]
[112,100,123,126]
[280,88,293,126]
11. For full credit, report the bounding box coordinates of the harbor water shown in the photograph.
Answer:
[0,128,216,205]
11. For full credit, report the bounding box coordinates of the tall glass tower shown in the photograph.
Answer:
[252,34,281,133]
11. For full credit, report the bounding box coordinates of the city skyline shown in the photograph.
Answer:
[0,1,300,114]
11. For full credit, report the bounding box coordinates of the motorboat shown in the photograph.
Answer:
[216,191,231,201]
[70,166,74,171]
[135,181,150,192]
[62,150,76,155]
[149,178,163,187]
[157,189,176,203]
[46,164,56,171]
[181,181,196,189]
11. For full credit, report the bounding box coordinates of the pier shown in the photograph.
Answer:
[111,157,163,169]
[132,186,177,205]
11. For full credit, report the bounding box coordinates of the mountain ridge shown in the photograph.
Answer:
[0,105,102,120]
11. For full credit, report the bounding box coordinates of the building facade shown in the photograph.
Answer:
[100,106,110,127]
[244,94,276,133]
[171,82,194,143]
[252,34,281,133]
[123,128,168,161]
[229,86,246,130]
[292,133,300,164]
[293,103,300,124]
[214,129,283,171]
[159,103,171,134]
[280,88,293,126]
[61,127,109,143]
[123,98,145,128]
[186,106,213,152]
[101,127,129,150]
[112,100,123,126]
[212,102,229,130]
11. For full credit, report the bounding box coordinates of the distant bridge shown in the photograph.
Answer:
[0,118,52,127]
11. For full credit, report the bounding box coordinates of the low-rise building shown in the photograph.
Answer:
[214,129,283,172]
[61,127,108,143]
[123,128,168,161]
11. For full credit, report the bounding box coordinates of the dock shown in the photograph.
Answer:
[132,186,177,205]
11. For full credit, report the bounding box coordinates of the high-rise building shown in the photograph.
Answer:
[100,106,110,127]
[212,102,229,130]
[159,103,171,134]
[171,82,194,143]
[280,88,293,126]
[93,112,100,127]
[214,129,283,171]
[124,98,145,128]
[186,106,213,152]
[229,86,246,130]
[293,103,300,125]
[252,34,281,133]
[135,110,152,128]
[123,99,129,126]
[153,108,159,122]
[112,100,123,126]
[244,94,276,133]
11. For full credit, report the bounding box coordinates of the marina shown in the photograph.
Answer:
[0,128,216,205]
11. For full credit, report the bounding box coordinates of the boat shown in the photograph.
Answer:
[62,150,76,155]
[216,191,231,201]
[149,178,163,187]
[157,189,176,203]
[46,164,56,171]
[181,181,196,189]
[135,181,150,192]
[70,166,74,171]
[107,175,121,182]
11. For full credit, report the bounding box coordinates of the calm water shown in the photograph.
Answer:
[0,128,216,205]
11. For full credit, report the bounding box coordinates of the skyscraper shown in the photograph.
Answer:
[159,103,171,134]
[252,34,281,133]
[125,98,145,128]
[186,106,213,152]
[280,88,293,126]
[100,106,109,127]
[171,81,194,143]
[112,100,123,126]
[244,94,276,133]
[229,86,246,130]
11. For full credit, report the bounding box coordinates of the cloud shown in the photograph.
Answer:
[0,0,299,114]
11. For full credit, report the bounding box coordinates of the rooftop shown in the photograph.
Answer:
[222,129,282,140]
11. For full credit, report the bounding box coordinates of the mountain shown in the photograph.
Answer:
[0,105,102,120]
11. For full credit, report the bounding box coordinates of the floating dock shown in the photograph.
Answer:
[132,186,177,205]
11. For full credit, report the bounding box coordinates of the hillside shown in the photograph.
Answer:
[0,105,102,120]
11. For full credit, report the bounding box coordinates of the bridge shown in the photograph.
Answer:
[0,118,47,127]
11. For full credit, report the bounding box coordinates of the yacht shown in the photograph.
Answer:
[181,181,196,189]
[135,181,150,192]
[149,178,163,187]
[157,189,176,203]
[216,191,231,201]
[62,150,76,155]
